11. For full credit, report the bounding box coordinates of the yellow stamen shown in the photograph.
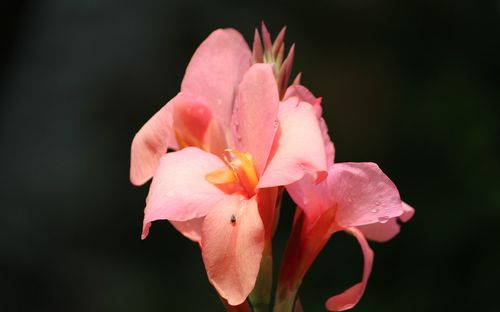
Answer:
[225,149,259,196]
[205,169,237,185]
[205,148,259,198]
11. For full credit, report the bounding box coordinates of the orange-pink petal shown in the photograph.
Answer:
[325,227,373,311]
[283,84,335,164]
[130,95,180,186]
[142,147,228,239]
[258,98,327,188]
[283,84,323,117]
[170,218,204,243]
[328,162,403,227]
[172,94,212,149]
[201,195,265,305]
[286,173,330,222]
[232,63,279,176]
[181,28,251,132]
[357,201,415,242]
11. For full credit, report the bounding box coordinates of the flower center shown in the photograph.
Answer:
[205,149,258,198]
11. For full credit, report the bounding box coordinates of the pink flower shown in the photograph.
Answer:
[275,86,415,311]
[130,28,327,305]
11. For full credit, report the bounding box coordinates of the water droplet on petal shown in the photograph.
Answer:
[371,208,379,213]
[375,200,380,206]
[378,216,390,223]
[273,119,279,128]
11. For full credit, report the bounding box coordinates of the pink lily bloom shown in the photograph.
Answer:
[130,28,327,305]
[275,86,414,311]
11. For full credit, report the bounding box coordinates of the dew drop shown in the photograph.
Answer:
[374,200,380,206]
[371,208,379,213]
[378,216,390,223]
[273,119,279,128]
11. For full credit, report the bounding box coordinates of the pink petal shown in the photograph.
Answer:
[258,98,327,188]
[130,94,182,186]
[232,63,279,176]
[357,201,415,242]
[283,84,335,164]
[286,173,330,222]
[201,195,265,305]
[181,28,251,132]
[142,147,228,239]
[328,163,403,227]
[325,227,373,311]
[319,117,335,165]
[172,94,212,147]
[170,218,204,243]
[283,84,323,116]
[400,202,415,222]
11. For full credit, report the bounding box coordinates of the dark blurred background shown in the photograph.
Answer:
[1,0,499,311]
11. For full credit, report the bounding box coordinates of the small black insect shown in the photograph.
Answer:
[230,214,236,224]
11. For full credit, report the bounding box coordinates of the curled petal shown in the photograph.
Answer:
[181,28,251,132]
[232,63,279,176]
[357,201,415,242]
[142,147,228,239]
[130,95,180,186]
[201,195,265,305]
[258,98,327,188]
[325,228,373,311]
[328,163,403,227]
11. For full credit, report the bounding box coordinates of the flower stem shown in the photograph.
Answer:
[249,243,273,312]
[273,281,300,312]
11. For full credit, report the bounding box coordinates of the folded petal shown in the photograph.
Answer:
[232,64,280,176]
[130,95,180,186]
[201,195,265,305]
[329,163,403,227]
[258,98,327,188]
[181,28,252,131]
[357,201,415,242]
[170,218,204,243]
[142,147,228,239]
[325,227,373,311]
